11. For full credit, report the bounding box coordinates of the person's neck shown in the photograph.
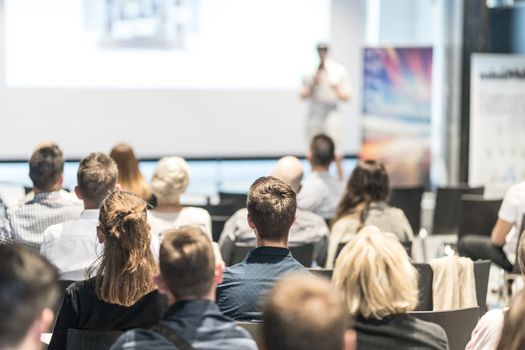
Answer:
[311,165,330,173]
[83,201,100,210]
[33,186,60,195]
[168,288,216,305]
[154,203,184,213]
[256,238,288,249]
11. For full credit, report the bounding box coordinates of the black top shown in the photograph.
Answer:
[216,246,308,321]
[48,278,168,350]
[110,299,257,350]
[355,314,449,350]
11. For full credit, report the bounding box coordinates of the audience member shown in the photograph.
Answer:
[333,226,448,350]
[216,176,309,321]
[495,288,525,350]
[326,159,413,268]
[48,191,167,350]
[111,226,257,350]
[110,143,152,202]
[458,180,525,272]
[297,134,344,219]
[219,156,328,266]
[40,152,118,281]
[148,156,212,238]
[0,244,59,350]
[0,143,82,248]
[466,235,525,350]
[262,274,356,350]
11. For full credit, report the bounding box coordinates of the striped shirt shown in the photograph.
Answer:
[0,190,83,248]
[110,300,257,350]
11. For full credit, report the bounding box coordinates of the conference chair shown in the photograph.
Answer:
[307,268,333,280]
[237,322,261,343]
[458,195,502,239]
[409,307,480,350]
[229,242,315,267]
[218,192,247,212]
[66,329,123,350]
[473,260,491,314]
[432,185,485,236]
[389,186,424,234]
[211,216,229,242]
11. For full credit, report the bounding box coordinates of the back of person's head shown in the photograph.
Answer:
[332,226,418,319]
[0,244,58,350]
[497,288,525,350]
[247,176,296,243]
[263,274,355,350]
[92,190,157,306]
[109,143,151,200]
[150,156,190,206]
[158,227,216,300]
[29,143,64,192]
[77,152,118,207]
[271,156,304,193]
[334,160,389,224]
[310,134,335,168]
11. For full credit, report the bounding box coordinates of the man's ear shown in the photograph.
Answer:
[154,274,169,295]
[215,261,225,285]
[114,183,122,191]
[96,226,105,244]
[28,308,54,344]
[247,214,256,230]
[306,151,313,162]
[56,174,64,190]
[74,186,83,200]
[344,330,356,350]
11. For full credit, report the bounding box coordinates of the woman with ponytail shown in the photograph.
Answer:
[48,191,167,350]
[325,160,413,268]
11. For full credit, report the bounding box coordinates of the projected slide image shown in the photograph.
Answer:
[5,0,330,89]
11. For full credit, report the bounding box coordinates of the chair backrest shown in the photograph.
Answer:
[307,268,333,280]
[289,243,314,267]
[211,216,229,242]
[219,192,248,212]
[66,329,123,350]
[412,263,433,311]
[389,186,424,234]
[473,260,491,315]
[458,195,502,239]
[433,186,484,235]
[409,307,480,350]
[237,322,261,344]
[197,203,237,217]
[229,243,254,266]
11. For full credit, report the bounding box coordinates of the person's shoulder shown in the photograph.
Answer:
[182,206,211,218]
[43,221,66,239]
[409,316,448,342]
[111,328,176,350]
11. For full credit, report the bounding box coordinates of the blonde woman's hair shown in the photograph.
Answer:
[332,226,418,319]
[109,143,152,201]
[89,190,158,306]
[150,157,190,205]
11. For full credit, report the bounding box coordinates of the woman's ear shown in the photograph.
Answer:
[96,226,105,244]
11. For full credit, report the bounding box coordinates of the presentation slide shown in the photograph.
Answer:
[5,0,330,89]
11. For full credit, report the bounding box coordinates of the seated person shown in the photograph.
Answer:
[148,156,211,239]
[111,227,257,350]
[48,191,168,350]
[495,288,525,350]
[326,160,413,268]
[262,274,356,350]
[458,180,525,272]
[466,235,525,350]
[219,156,328,266]
[1,143,82,248]
[41,152,118,281]
[0,244,59,350]
[216,176,308,321]
[297,134,344,219]
[332,226,448,350]
[110,143,153,203]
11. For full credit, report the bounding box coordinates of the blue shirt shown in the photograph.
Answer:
[110,300,257,350]
[216,246,309,321]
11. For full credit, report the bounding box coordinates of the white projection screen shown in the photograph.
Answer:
[0,0,362,159]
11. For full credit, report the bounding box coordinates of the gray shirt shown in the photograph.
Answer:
[219,208,328,266]
[297,172,344,219]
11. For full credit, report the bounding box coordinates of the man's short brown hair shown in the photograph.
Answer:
[77,152,118,206]
[29,143,64,191]
[159,227,215,299]
[247,176,296,242]
[310,134,335,167]
[263,274,351,350]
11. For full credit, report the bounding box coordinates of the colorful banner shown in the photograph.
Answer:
[361,47,433,187]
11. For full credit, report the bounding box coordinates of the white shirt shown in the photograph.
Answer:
[40,209,100,281]
[499,181,525,262]
[148,207,212,240]
[297,172,344,219]
[466,308,506,350]
[303,59,349,107]
[41,209,161,281]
